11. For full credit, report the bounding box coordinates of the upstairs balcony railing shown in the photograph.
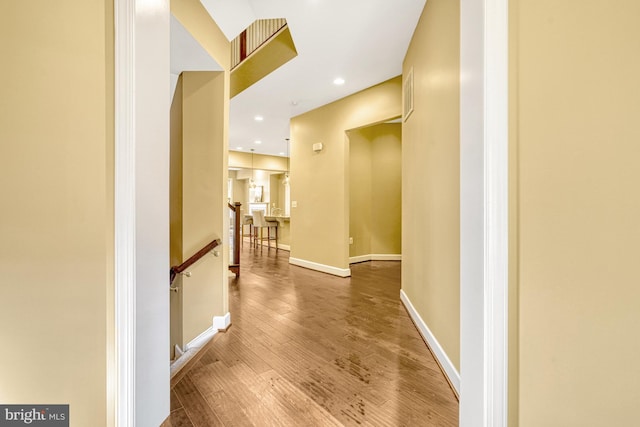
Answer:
[231,18,287,69]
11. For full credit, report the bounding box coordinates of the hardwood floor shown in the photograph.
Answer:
[163,245,459,426]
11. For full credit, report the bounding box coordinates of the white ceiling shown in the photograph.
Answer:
[175,0,426,157]
[170,15,223,75]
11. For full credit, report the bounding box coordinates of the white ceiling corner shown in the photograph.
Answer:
[170,15,223,74]
[199,0,257,40]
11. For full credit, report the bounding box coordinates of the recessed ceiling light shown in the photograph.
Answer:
[254,140,262,144]
[333,77,345,85]
[279,152,285,156]
[237,147,243,150]
[254,115,264,121]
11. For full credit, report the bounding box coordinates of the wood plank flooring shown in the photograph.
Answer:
[163,246,459,426]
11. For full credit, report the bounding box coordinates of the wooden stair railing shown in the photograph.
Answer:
[231,19,287,69]
[170,238,222,285]
[228,202,241,277]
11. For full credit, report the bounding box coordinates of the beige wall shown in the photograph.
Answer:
[230,25,297,98]
[229,170,247,208]
[274,173,289,216]
[275,218,291,248]
[230,172,251,217]
[177,71,228,345]
[170,76,185,267]
[348,123,402,258]
[171,0,230,345]
[290,77,402,271]
[229,151,288,171]
[402,0,460,369]
[269,174,281,212]
[370,125,402,255]
[172,0,230,70]
[349,130,373,257]
[170,75,185,354]
[513,1,640,425]
[0,1,114,425]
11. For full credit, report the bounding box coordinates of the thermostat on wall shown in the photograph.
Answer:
[312,142,324,153]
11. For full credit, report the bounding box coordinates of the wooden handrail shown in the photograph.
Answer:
[170,238,222,284]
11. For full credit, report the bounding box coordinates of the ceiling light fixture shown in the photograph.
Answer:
[333,77,345,85]
[254,115,264,121]
[254,140,262,144]
[237,147,243,150]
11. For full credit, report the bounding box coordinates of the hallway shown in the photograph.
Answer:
[164,247,459,426]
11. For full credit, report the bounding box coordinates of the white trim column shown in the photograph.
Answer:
[114,0,136,424]
[460,0,509,425]
[115,0,171,425]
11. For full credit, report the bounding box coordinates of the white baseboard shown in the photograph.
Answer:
[289,257,351,277]
[213,312,231,331]
[182,313,230,356]
[185,326,215,352]
[373,254,402,261]
[349,254,402,264]
[171,312,232,377]
[400,289,460,395]
[170,326,215,377]
[174,344,184,358]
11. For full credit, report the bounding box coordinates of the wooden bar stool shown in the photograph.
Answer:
[241,215,253,247]
[252,211,278,251]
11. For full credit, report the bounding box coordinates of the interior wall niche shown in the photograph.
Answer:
[348,122,402,260]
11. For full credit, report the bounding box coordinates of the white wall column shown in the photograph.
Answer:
[460,0,509,425]
[115,0,171,426]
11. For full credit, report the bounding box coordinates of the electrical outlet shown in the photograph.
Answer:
[291,201,298,208]
[349,237,353,244]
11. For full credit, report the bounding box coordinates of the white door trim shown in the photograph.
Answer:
[114,0,136,425]
[460,0,509,425]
